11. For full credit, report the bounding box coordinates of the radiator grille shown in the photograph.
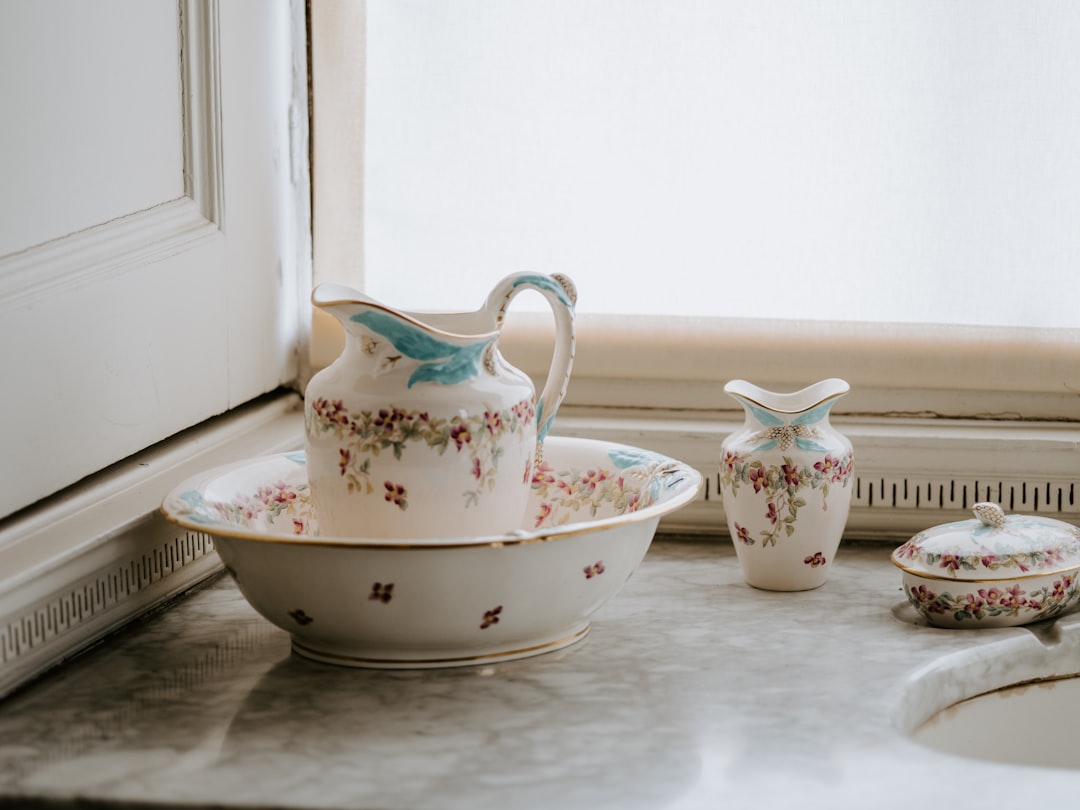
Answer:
[1,532,215,667]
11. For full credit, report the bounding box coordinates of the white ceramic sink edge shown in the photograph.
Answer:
[895,611,1080,768]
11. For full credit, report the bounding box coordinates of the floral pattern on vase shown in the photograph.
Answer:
[719,452,854,547]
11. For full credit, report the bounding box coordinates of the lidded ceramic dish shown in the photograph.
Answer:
[892,502,1080,628]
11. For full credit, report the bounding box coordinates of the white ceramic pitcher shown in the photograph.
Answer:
[304,273,576,539]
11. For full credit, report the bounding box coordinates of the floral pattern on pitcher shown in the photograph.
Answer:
[307,397,536,509]
[906,573,1079,623]
[719,451,854,547]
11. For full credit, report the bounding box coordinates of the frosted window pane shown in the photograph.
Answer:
[365,1,1080,328]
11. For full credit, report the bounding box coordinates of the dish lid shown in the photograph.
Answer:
[891,502,1080,581]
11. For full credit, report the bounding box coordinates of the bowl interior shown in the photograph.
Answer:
[163,437,701,543]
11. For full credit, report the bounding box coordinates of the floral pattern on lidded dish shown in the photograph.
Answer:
[892,503,1080,629]
[893,503,1080,581]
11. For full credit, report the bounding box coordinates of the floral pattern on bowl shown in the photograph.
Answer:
[170,446,680,542]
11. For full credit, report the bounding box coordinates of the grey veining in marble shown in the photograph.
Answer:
[2,538,1080,809]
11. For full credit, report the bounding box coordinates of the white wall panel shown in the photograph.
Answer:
[0,0,304,520]
[0,1,184,256]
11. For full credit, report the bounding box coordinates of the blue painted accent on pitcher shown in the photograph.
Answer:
[536,398,548,441]
[511,274,574,308]
[794,438,830,453]
[406,341,492,388]
[349,310,495,387]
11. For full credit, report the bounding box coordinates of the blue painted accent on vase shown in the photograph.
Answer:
[511,274,575,308]
[795,438,830,453]
[285,451,307,464]
[792,399,838,426]
[349,310,495,387]
[742,400,785,428]
[754,439,779,452]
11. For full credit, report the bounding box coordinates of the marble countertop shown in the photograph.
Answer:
[2,538,1080,809]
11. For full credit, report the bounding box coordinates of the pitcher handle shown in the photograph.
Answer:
[486,273,577,443]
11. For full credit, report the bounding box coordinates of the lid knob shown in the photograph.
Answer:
[973,502,1008,529]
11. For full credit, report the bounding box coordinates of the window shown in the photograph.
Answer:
[314,1,1080,423]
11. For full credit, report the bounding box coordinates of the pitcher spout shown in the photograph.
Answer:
[311,283,499,388]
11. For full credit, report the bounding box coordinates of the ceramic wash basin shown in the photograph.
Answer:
[161,436,701,669]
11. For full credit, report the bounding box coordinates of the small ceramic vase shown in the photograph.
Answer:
[718,378,854,591]
[305,273,576,539]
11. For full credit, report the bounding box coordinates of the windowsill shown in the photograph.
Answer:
[0,391,305,699]
[499,312,1080,421]
[2,386,1077,698]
